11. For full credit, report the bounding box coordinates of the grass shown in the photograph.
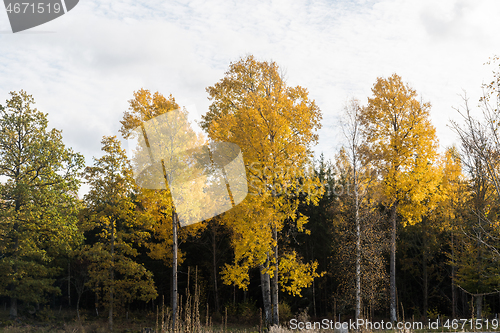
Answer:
[0,320,264,333]
[0,290,262,333]
[0,274,264,332]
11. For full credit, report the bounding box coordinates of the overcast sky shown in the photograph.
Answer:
[1,0,500,195]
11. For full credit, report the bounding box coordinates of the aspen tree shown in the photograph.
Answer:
[201,55,323,325]
[359,74,439,321]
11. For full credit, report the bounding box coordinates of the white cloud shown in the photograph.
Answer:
[0,0,500,197]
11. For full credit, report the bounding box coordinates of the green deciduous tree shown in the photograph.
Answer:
[0,91,84,318]
[81,136,157,331]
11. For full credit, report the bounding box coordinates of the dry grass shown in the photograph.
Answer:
[2,274,413,333]
[0,267,260,333]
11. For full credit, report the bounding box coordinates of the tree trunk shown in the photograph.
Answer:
[77,290,82,322]
[312,279,316,318]
[451,230,456,319]
[109,220,114,332]
[476,295,483,319]
[271,227,279,325]
[475,214,482,319]
[260,259,272,325]
[212,230,220,312]
[95,293,99,316]
[10,214,20,319]
[389,203,398,322]
[9,297,17,319]
[354,159,361,320]
[68,261,71,307]
[172,210,178,329]
[423,235,428,321]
